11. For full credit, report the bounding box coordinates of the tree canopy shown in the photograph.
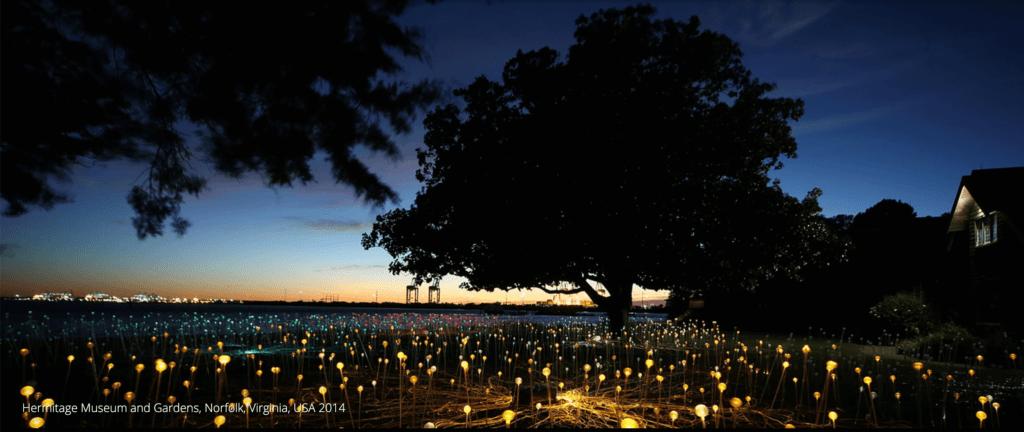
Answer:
[362,4,847,332]
[2,0,440,238]
[851,198,917,233]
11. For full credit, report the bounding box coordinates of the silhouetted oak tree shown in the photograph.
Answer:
[362,5,846,334]
[2,0,440,238]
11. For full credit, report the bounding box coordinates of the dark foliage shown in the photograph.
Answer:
[2,0,441,238]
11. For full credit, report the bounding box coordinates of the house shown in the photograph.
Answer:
[946,167,1024,334]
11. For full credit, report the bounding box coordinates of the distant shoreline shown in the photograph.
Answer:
[0,298,664,316]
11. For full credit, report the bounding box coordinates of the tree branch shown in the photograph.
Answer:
[534,285,587,295]
[575,277,610,306]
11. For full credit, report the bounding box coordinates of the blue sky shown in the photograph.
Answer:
[2,0,1022,303]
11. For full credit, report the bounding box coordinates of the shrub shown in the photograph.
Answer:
[869,291,934,336]
[895,321,975,354]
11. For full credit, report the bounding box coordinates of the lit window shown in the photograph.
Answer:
[975,213,998,246]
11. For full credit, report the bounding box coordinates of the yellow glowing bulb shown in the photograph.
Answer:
[863,377,872,385]
[827,361,838,372]
[802,345,811,354]
[156,360,167,372]
[243,397,252,405]
[41,398,54,407]
[670,410,679,421]
[621,418,639,428]
[135,364,144,373]
[29,417,44,429]
[21,386,34,397]
[215,415,226,428]
[502,410,516,424]
[718,382,726,392]
[913,362,923,371]
[730,397,743,409]
[124,392,135,402]
[977,411,987,420]
[319,386,326,395]
[829,411,838,421]
[599,374,606,382]
[645,359,654,368]
[695,404,709,419]
[464,405,472,414]
[543,367,550,377]
[979,396,988,404]
[410,375,418,385]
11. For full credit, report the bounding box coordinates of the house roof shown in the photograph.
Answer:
[948,167,1024,237]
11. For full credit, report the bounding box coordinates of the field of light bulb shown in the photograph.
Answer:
[2,302,1021,428]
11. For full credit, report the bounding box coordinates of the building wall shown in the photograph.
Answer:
[964,207,1023,332]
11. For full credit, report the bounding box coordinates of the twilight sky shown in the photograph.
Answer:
[2,0,1022,303]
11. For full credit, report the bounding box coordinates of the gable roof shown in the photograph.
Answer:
[948,167,1024,237]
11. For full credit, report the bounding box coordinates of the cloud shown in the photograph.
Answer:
[790,104,901,135]
[0,243,20,257]
[300,219,371,232]
[313,264,388,272]
[768,1,836,42]
[772,77,862,98]
[320,198,362,209]
[732,0,839,47]
[772,55,923,98]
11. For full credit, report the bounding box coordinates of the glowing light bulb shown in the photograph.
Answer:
[696,404,709,419]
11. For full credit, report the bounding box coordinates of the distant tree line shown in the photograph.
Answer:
[669,199,970,340]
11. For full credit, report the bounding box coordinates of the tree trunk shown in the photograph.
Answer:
[602,287,633,339]
[606,306,630,338]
